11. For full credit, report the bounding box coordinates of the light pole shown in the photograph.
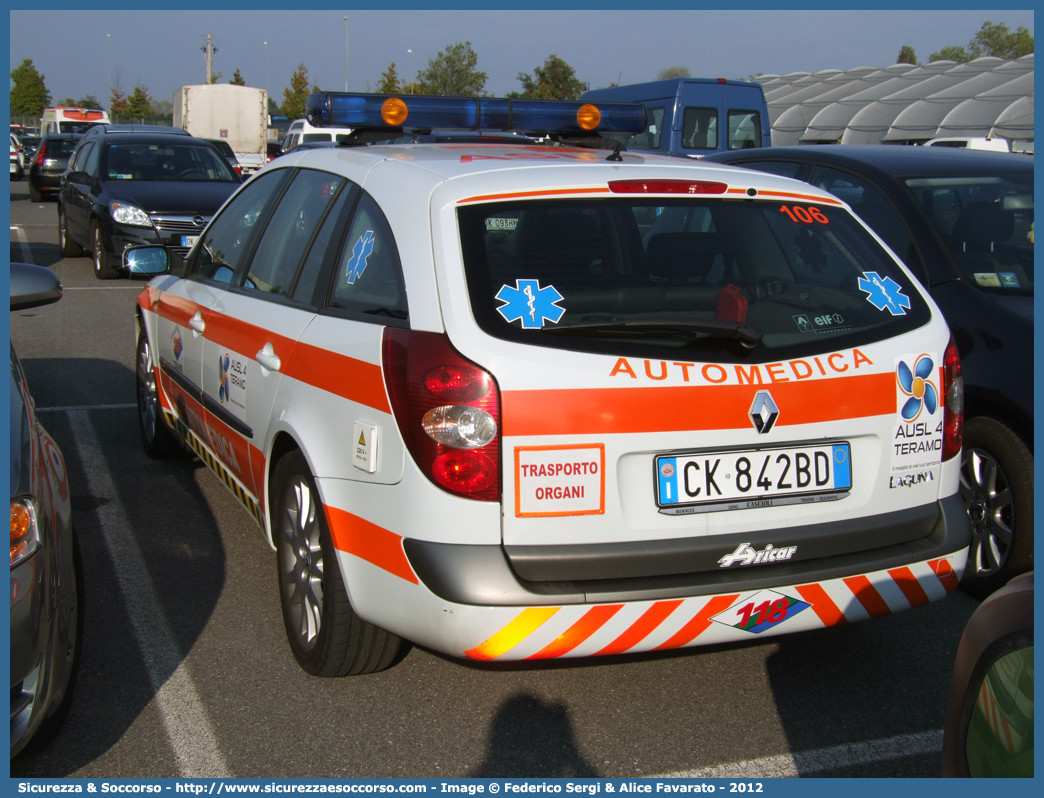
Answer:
[407,49,413,94]
[107,34,111,110]
[343,16,349,92]
[264,41,269,100]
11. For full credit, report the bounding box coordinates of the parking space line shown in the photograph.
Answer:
[67,409,232,778]
[11,224,33,264]
[655,728,944,777]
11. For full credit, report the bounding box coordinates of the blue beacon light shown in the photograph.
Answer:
[305,92,645,135]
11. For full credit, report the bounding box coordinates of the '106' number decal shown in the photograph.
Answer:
[780,204,829,224]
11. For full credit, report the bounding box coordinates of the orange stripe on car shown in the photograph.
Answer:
[927,558,960,594]
[725,188,843,205]
[596,600,684,656]
[459,187,611,204]
[502,373,893,436]
[465,607,560,661]
[887,567,931,608]
[324,506,418,584]
[844,575,891,618]
[526,604,624,660]
[653,594,738,650]
[795,583,847,627]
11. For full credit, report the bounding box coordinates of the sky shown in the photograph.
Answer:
[9,8,1036,110]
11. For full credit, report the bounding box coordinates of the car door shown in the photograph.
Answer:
[62,140,97,242]
[200,167,355,502]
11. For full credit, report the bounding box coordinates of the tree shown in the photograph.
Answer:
[77,94,103,109]
[229,68,246,86]
[896,45,918,65]
[968,20,1034,59]
[127,83,153,120]
[417,41,487,97]
[58,98,77,107]
[513,54,586,100]
[376,62,401,94]
[10,58,51,119]
[282,63,311,119]
[268,97,280,116]
[657,65,692,80]
[929,44,970,63]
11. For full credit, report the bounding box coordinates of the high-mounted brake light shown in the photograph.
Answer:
[608,179,728,195]
[306,92,645,136]
[941,337,963,461]
[33,142,46,166]
[383,330,501,502]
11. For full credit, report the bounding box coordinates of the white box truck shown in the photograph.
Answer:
[173,84,268,174]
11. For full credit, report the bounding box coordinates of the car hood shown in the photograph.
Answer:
[105,180,238,216]
[985,292,1033,323]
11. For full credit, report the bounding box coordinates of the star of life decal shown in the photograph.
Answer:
[857,271,911,316]
[495,279,566,329]
[345,230,375,285]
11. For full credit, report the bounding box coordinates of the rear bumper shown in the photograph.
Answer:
[405,493,970,606]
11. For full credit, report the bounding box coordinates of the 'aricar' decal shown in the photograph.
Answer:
[857,271,911,316]
[495,279,566,329]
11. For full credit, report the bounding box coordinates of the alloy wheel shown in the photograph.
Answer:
[960,446,1014,577]
[278,477,325,652]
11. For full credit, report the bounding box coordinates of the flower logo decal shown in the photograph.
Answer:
[897,354,938,421]
[218,354,230,403]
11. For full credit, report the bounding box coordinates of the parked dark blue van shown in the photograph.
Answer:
[580,78,771,157]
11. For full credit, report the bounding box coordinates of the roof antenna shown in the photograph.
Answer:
[605,140,624,161]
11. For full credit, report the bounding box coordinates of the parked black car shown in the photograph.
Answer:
[28,133,81,202]
[705,146,1033,597]
[204,138,243,177]
[10,263,82,757]
[58,125,240,279]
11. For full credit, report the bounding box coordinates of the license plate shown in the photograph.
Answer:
[180,235,199,248]
[656,442,851,515]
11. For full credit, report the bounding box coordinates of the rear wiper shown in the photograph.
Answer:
[543,318,763,347]
[362,306,408,319]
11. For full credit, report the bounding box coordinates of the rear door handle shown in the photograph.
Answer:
[189,311,205,334]
[256,342,281,373]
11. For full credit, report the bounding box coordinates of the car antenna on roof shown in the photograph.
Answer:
[606,140,624,162]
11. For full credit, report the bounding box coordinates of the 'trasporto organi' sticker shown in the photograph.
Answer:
[495,279,566,329]
[858,271,911,316]
[890,352,942,484]
[515,443,604,517]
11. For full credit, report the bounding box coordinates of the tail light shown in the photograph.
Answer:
[33,142,46,166]
[941,336,963,461]
[234,164,242,175]
[382,329,501,501]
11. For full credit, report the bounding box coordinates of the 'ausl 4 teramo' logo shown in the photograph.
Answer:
[171,326,184,361]
[896,353,939,421]
[891,352,942,475]
[711,589,811,634]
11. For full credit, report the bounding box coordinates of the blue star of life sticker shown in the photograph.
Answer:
[857,271,911,316]
[345,230,375,285]
[495,279,566,329]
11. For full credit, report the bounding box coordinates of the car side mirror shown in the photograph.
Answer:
[10,263,63,311]
[66,170,93,186]
[124,246,170,278]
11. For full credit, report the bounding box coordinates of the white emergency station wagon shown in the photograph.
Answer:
[131,92,970,676]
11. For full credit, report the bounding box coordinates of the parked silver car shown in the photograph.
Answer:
[10,263,82,758]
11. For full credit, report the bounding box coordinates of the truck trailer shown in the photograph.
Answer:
[173,84,268,174]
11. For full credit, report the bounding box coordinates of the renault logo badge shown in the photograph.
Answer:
[750,391,779,434]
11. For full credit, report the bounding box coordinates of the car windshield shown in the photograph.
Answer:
[905,174,1033,296]
[103,142,237,182]
[458,197,931,362]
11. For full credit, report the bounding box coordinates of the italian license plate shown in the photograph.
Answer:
[656,442,851,515]
[181,235,199,248]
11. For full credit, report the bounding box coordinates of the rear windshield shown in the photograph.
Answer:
[41,139,77,158]
[458,198,931,362]
[905,174,1033,296]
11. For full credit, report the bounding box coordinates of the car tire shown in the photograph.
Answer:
[91,221,119,280]
[58,207,83,258]
[29,184,43,203]
[273,449,403,677]
[959,416,1033,599]
[135,331,184,459]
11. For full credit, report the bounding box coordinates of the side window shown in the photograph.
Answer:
[327,192,408,320]
[292,184,354,307]
[192,169,285,285]
[682,107,718,150]
[243,169,346,298]
[82,141,102,177]
[70,141,93,172]
[727,110,762,150]
[811,166,925,283]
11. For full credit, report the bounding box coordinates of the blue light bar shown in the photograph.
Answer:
[305,92,645,135]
